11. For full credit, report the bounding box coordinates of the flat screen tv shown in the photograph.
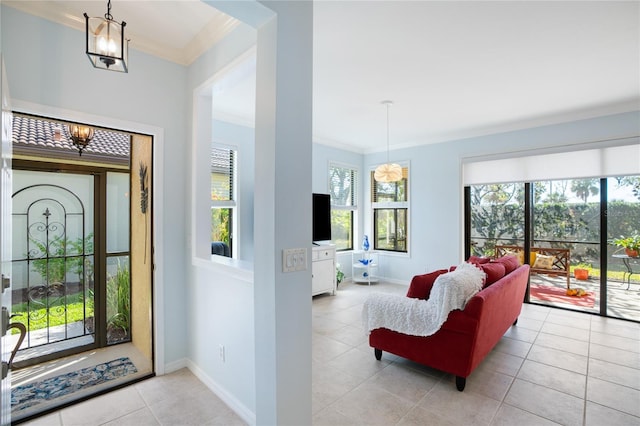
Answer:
[312,193,331,242]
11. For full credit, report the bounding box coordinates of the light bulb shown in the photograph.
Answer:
[98,36,108,54]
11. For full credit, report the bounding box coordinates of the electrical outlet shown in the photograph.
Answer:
[219,344,225,362]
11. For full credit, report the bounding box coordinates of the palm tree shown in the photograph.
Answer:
[571,179,599,203]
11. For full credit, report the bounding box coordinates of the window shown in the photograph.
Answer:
[329,163,357,251]
[371,166,408,252]
[211,146,236,256]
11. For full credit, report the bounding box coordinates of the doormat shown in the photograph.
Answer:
[530,284,595,308]
[11,357,137,412]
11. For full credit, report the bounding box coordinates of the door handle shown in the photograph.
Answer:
[1,308,26,369]
[7,322,26,368]
[1,274,8,292]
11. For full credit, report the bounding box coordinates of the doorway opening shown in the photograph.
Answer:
[9,113,154,422]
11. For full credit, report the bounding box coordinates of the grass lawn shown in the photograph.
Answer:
[11,293,93,334]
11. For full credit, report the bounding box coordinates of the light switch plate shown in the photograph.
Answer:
[283,248,307,272]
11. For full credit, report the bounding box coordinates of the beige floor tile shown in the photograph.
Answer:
[527,343,588,374]
[505,379,584,426]
[102,407,160,426]
[312,333,353,364]
[18,411,62,426]
[590,317,640,340]
[493,336,532,358]
[590,330,640,353]
[312,405,357,426]
[546,310,592,330]
[326,348,391,381]
[364,363,439,404]
[502,325,539,343]
[135,368,209,407]
[587,377,640,417]
[490,403,560,426]
[476,350,525,377]
[312,364,364,415]
[585,401,640,426]
[148,387,242,426]
[331,381,415,425]
[534,332,589,356]
[313,315,350,335]
[588,357,640,390]
[514,315,545,332]
[417,380,501,425]
[397,405,459,426]
[60,386,147,426]
[589,342,640,369]
[323,324,368,348]
[517,359,586,398]
[519,304,551,322]
[541,321,590,341]
[464,368,515,401]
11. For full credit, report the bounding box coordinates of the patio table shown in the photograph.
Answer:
[612,254,639,290]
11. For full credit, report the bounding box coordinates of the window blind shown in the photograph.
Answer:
[211,147,234,201]
[463,140,640,185]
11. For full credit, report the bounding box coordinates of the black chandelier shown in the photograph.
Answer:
[84,0,129,72]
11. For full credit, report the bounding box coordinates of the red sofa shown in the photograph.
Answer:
[369,258,530,391]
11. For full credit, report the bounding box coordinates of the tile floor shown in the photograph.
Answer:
[21,280,640,426]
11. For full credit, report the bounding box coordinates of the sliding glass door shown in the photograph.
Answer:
[467,175,640,322]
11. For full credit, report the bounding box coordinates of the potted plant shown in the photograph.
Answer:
[611,234,640,257]
[573,263,591,280]
[336,263,345,287]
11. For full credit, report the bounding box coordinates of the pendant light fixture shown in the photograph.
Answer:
[374,100,403,183]
[67,124,95,156]
[84,0,129,73]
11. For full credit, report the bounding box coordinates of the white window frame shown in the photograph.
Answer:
[211,143,237,258]
[329,162,358,251]
[371,161,410,254]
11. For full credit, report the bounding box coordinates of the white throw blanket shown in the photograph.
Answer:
[362,262,485,337]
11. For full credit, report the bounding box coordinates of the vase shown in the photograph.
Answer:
[625,248,639,257]
[363,235,370,251]
[574,268,589,280]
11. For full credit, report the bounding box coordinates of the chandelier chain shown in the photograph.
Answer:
[105,0,113,21]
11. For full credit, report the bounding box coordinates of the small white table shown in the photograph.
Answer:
[352,250,378,285]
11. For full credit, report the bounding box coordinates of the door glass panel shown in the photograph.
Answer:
[107,172,130,253]
[106,255,130,345]
[469,183,525,256]
[530,179,600,313]
[606,176,640,321]
[11,171,95,363]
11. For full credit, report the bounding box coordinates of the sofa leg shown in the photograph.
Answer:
[455,376,466,391]
[374,348,382,360]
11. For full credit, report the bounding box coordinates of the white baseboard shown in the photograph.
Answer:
[186,359,256,426]
[163,357,189,374]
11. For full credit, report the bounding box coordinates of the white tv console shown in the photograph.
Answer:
[312,244,336,296]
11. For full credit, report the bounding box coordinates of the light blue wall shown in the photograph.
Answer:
[185,22,257,418]
[364,111,640,283]
[1,5,189,364]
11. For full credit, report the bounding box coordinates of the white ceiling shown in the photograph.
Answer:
[6,1,640,154]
